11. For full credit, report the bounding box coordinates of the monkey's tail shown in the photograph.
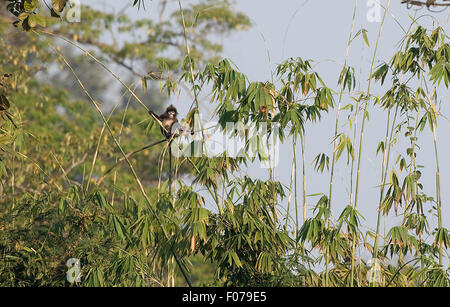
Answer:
[169,143,172,196]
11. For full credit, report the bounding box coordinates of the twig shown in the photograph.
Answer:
[97,139,166,185]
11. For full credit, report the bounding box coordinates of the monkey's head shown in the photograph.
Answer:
[166,105,178,119]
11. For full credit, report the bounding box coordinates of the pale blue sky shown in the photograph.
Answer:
[221,1,450,258]
[86,0,450,261]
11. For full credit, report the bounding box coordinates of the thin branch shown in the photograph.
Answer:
[97,139,166,186]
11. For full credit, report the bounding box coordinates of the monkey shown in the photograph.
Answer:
[148,105,181,196]
[148,104,182,140]
[0,94,17,129]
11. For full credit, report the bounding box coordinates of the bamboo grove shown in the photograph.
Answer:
[0,0,449,286]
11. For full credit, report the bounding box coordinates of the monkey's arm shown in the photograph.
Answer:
[148,109,170,136]
[148,109,156,116]
[148,109,160,122]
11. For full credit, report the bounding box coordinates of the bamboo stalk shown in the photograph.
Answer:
[286,136,296,231]
[351,0,391,285]
[328,0,358,214]
[86,97,126,192]
[301,133,306,223]
[112,86,135,206]
[371,107,398,286]
[51,46,193,287]
[423,79,443,266]
[432,112,443,266]
[374,107,397,240]
[325,0,359,286]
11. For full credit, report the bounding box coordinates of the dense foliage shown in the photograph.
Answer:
[0,0,449,287]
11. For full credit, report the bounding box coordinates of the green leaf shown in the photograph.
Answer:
[141,77,147,92]
[230,251,242,267]
[27,14,47,28]
[52,0,68,12]
[362,29,370,47]
[24,0,38,12]
[18,12,30,21]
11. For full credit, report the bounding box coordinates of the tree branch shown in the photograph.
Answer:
[401,0,450,7]
[96,138,166,185]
